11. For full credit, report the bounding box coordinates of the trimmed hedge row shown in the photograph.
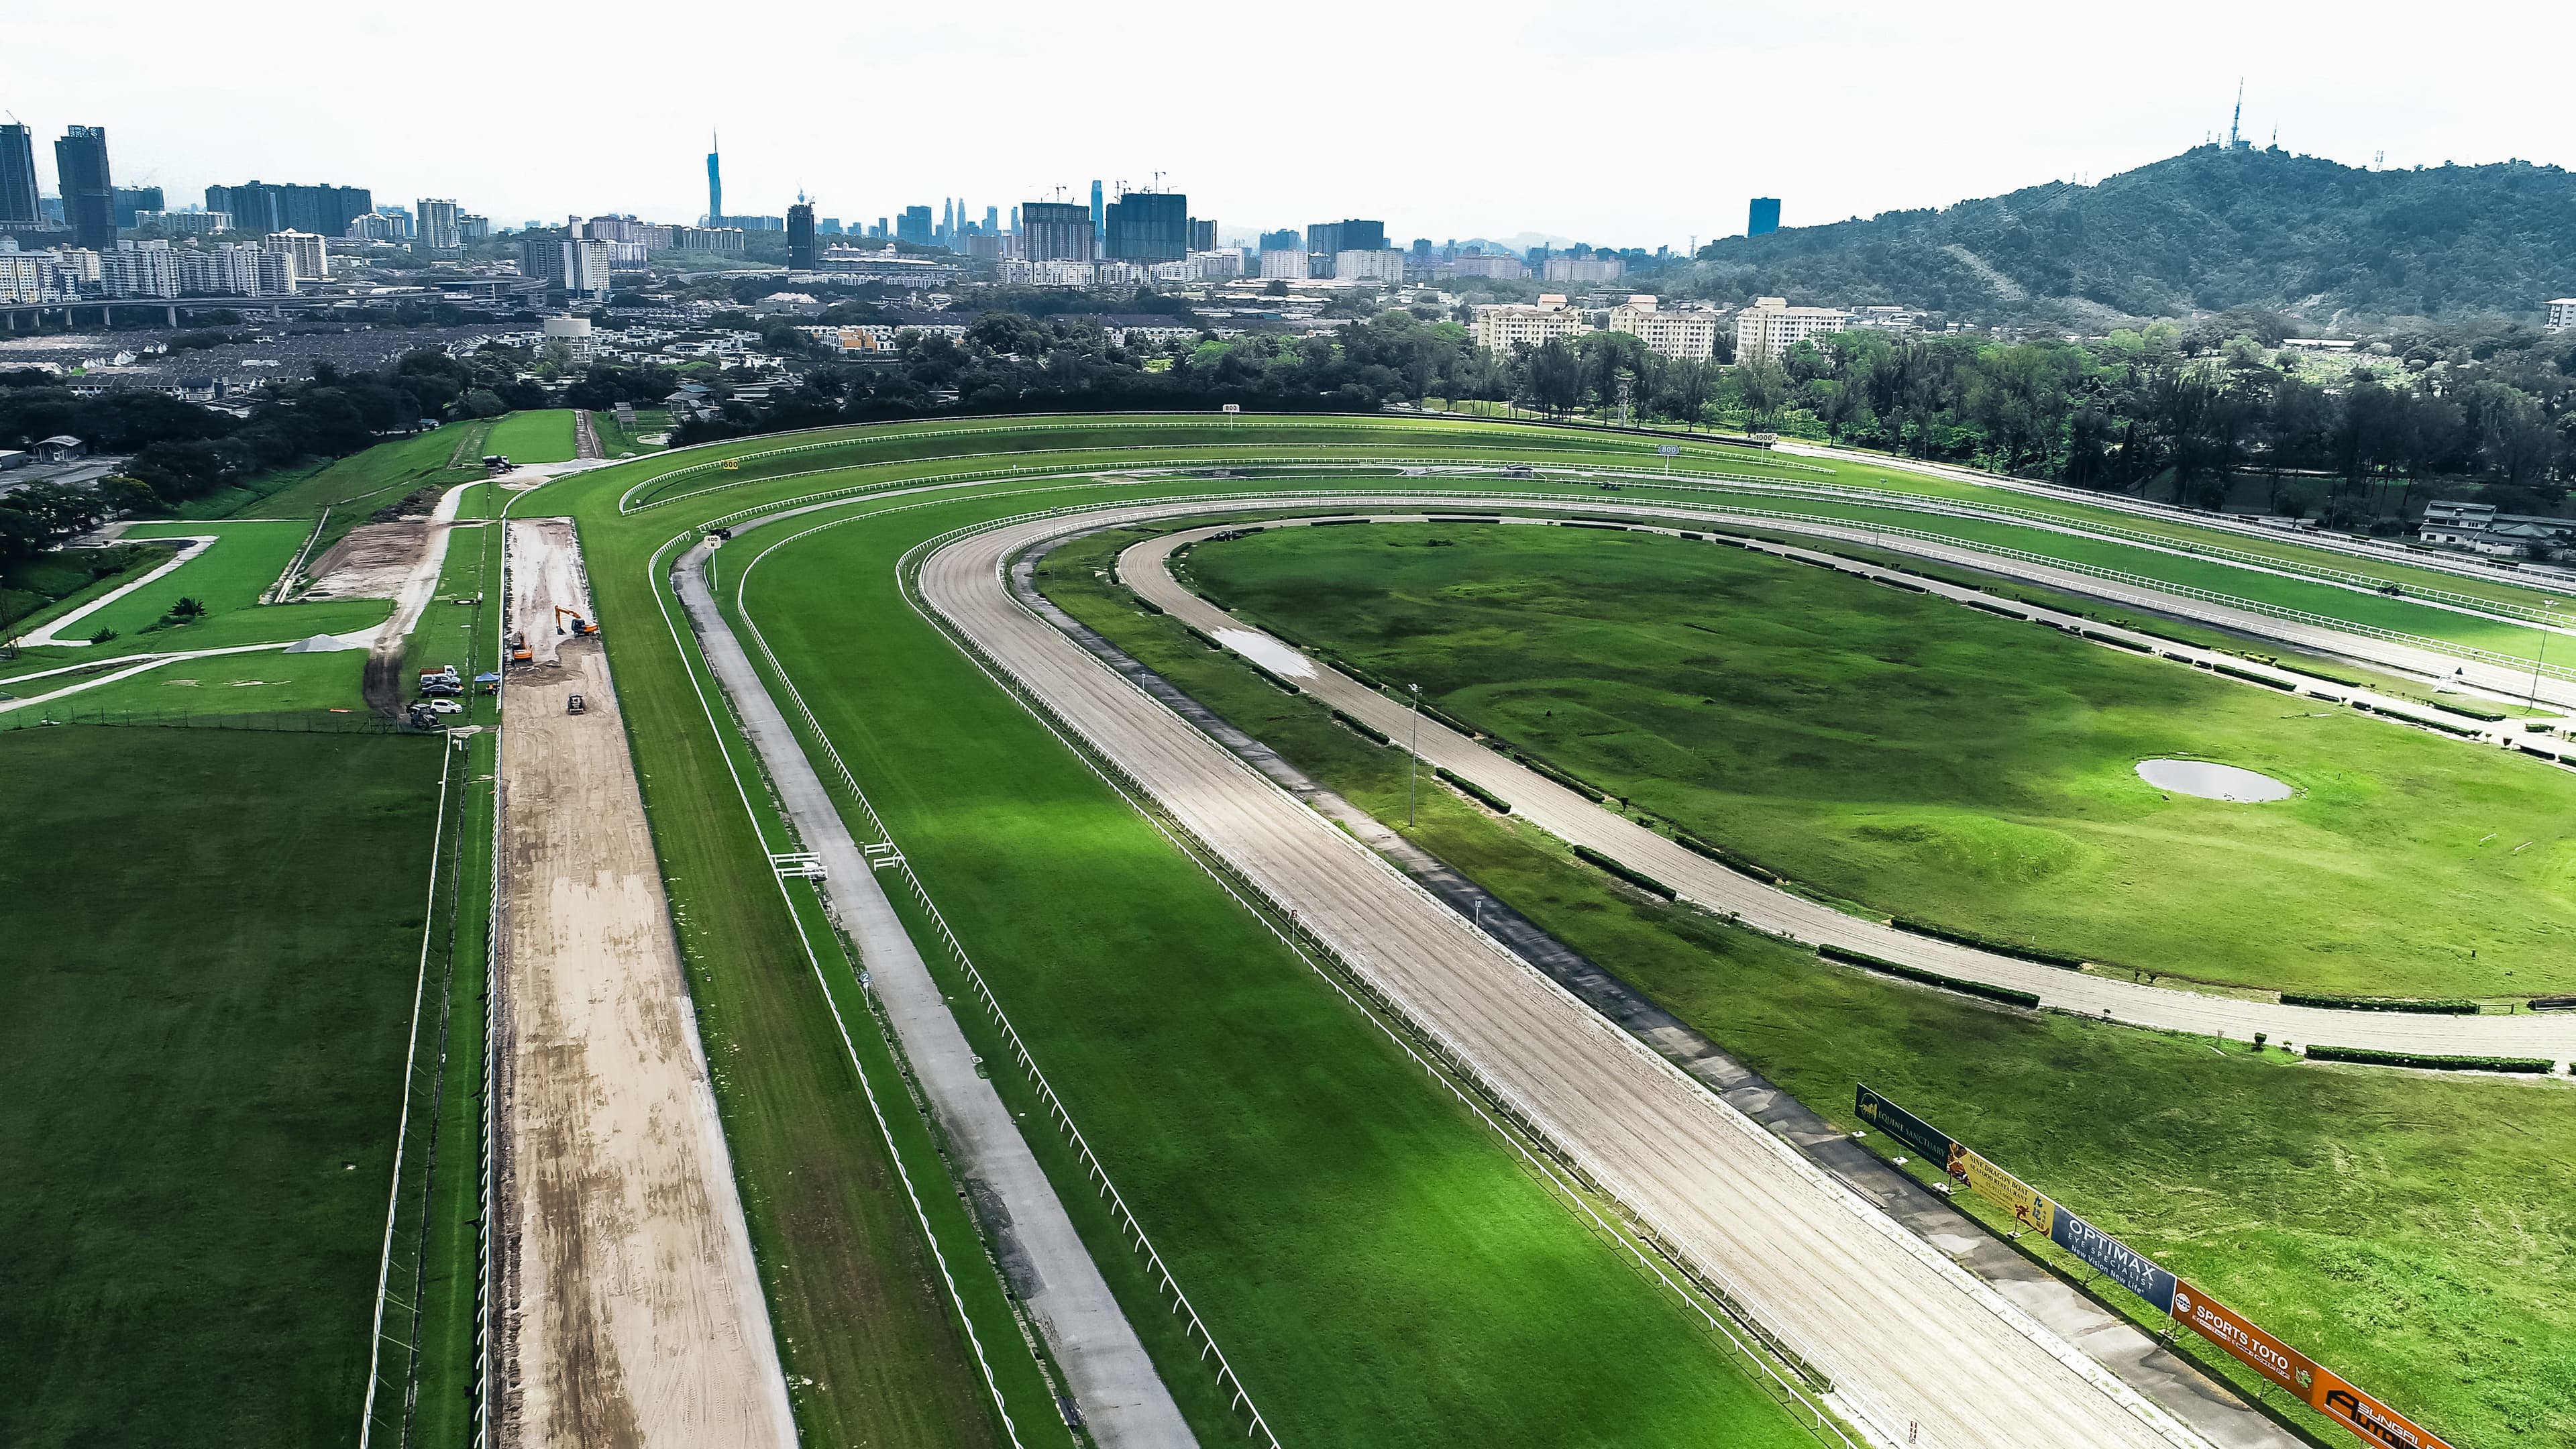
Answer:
[1964,598,2026,620]
[2357,702,2483,737]
[1434,767,1512,814]
[2305,1045,2554,1073]
[2210,661,2296,692]
[2428,698,2508,722]
[1185,625,1221,650]
[2081,629,2154,653]
[1244,661,1301,695]
[2279,992,2480,1014]
[1817,944,2041,1010]
[1572,845,1676,900]
[1133,593,1164,614]
[2125,621,2208,650]
[1331,708,1391,746]
[1515,752,1612,802]
[1890,916,2086,970]
[2270,659,2364,688]
[1675,832,1782,884]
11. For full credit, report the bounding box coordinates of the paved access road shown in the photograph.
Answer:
[678,534,1194,1446]
[1118,511,2576,1069]
[924,508,2205,1449]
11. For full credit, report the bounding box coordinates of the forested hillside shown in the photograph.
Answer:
[1690,148,2576,328]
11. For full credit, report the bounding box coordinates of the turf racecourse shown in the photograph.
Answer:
[725,504,1819,1446]
[1038,523,2576,1449]
[511,413,2576,1448]
[1175,521,2576,1001]
[0,726,445,1449]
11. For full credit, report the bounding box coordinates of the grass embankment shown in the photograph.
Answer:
[1040,523,2576,1449]
[508,473,1065,1449]
[1180,522,2576,1001]
[484,409,577,464]
[729,499,1815,1447]
[592,408,669,456]
[0,727,447,1449]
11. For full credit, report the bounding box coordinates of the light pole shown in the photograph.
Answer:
[2531,598,2557,710]
[1407,683,1422,827]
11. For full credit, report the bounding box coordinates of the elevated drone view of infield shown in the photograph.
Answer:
[8,16,2576,1449]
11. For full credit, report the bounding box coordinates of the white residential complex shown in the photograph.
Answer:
[135,209,232,236]
[1258,248,1307,280]
[264,229,330,282]
[1605,296,1721,360]
[415,198,462,251]
[1470,294,1589,354]
[1334,248,1404,283]
[1734,296,1854,364]
[1542,254,1625,283]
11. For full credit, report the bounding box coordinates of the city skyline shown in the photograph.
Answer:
[2,0,2569,250]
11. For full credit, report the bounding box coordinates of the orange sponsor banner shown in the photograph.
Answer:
[2168,1279,2319,1399]
[2308,1366,2455,1449]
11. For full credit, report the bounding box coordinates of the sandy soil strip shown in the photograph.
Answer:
[492,517,793,1449]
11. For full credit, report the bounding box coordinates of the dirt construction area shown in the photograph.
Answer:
[492,517,795,1449]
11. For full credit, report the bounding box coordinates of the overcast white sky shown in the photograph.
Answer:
[13,0,2572,248]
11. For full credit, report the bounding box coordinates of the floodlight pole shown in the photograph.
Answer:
[1407,683,1422,826]
[2531,599,2557,709]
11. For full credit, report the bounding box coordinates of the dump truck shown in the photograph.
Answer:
[510,632,533,663]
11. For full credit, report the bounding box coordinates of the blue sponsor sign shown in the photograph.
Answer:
[2049,1209,2178,1314]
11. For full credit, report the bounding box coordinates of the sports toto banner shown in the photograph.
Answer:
[2169,1279,2320,1398]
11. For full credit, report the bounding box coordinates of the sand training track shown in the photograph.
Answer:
[493,517,794,1449]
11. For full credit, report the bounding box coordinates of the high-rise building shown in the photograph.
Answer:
[1258,227,1299,253]
[1306,219,1386,259]
[460,214,492,243]
[136,209,232,236]
[1104,190,1187,264]
[706,133,722,225]
[113,186,163,228]
[263,229,331,282]
[1748,197,1781,237]
[1089,180,1104,246]
[1020,201,1095,262]
[99,239,179,298]
[1187,217,1216,253]
[519,235,610,297]
[56,127,115,251]
[787,200,816,270]
[205,182,374,237]
[983,205,999,236]
[0,124,39,226]
[898,205,933,247]
[416,199,462,251]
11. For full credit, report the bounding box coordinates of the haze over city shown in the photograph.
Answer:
[8,0,2573,243]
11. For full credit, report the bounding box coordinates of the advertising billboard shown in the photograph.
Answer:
[2170,1279,2320,1400]
[2049,1210,2177,1315]
[2309,1368,2457,1449]
[1854,1083,1953,1161]
[1855,1087,2451,1449]
[1945,1143,2057,1234]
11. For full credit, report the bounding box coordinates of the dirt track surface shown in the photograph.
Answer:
[924,507,2201,1449]
[506,517,594,669]
[494,629,793,1446]
[304,521,429,601]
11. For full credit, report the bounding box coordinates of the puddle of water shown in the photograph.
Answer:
[2135,758,2292,802]
[1215,628,1316,679]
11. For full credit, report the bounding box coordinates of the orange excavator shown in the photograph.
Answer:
[553,606,597,638]
[510,631,532,663]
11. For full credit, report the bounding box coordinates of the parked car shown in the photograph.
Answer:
[425,698,463,715]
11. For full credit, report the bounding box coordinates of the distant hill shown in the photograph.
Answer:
[1692,148,2576,329]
